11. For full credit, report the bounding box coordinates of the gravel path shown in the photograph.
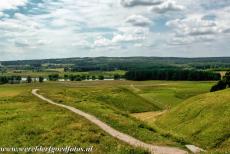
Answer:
[32,89,188,154]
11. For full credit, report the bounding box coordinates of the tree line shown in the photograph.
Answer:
[210,71,230,92]
[49,74,122,81]
[125,69,221,81]
[0,74,123,84]
[0,76,22,84]
[0,76,44,84]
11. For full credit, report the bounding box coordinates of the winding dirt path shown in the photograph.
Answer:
[32,89,188,154]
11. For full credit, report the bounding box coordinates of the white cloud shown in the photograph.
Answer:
[125,15,152,26]
[93,27,149,47]
[169,35,216,45]
[121,0,164,7]
[0,0,28,11]
[166,15,221,36]
[94,36,113,47]
[0,0,230,60]
[112,27,148,43]
[149,0,185,13]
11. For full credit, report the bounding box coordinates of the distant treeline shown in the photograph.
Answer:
[65,63,176,72]
[0,74,123,85]
[125,69,221,81]
[50,74,122,81]
[0,76,22,84]
[2,57,230,72]
[0,76,44,84]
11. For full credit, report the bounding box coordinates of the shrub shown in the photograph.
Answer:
[92,76,96,80]
[210,80,227,92]
[27,76,32,83]
[48,74,59,81]
[39,76,44,83]
[98,75,104,80]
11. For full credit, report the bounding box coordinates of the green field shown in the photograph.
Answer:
[36,81,215,147]
[36,81,182,147]
[0,84,147,154]
[0,80,229,153]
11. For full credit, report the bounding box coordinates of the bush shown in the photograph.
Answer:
[27,76,32,83]
[81,75,86,80]
[64,74,69,80]
[114,74,121,80]
[210,80,227,92]
[210,71,230,92]
[68,74,82,81]
[98,75,104,80]
[48,74,59,81]
[39,76,44,83]
[223,71,230,87]
[92,76,96,80]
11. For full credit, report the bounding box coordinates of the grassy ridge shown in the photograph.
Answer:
[0,84,147,154]
[156,89,230,152]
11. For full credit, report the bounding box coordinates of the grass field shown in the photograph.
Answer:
[37,82,181,147]
[35,80,215,148]
[1,80,228,153]
[155,89,230,153]
[0,84,147,154]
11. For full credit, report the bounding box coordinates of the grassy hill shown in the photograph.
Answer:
[156,89,230,152]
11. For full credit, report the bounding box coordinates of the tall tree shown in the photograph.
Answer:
[27,76,32,83]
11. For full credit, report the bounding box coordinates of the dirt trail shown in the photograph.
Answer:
[32,89,188,154]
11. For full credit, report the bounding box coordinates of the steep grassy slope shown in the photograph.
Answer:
[156,89,230,152]
[128,81,213,109]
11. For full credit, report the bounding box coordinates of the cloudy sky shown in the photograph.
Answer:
[0,0,230,60]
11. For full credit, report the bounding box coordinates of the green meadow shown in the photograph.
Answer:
[0,80,229,153]
[0,84,147,154]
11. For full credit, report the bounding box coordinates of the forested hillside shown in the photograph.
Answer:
[1,57,230,71]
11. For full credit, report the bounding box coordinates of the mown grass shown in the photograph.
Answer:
[155,89,230,152]
[0,84,148,154]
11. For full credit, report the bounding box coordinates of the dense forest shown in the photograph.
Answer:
[125,69,221,81]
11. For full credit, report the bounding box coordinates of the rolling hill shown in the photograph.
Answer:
[156,89,230,152]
